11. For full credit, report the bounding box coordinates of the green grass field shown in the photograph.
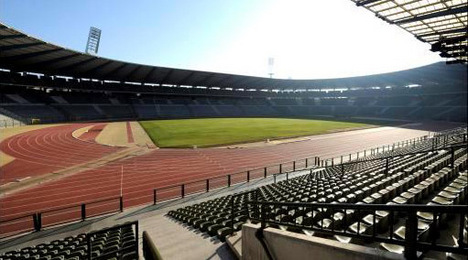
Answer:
[139,118,371,148]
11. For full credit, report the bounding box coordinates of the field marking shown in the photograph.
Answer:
[71,125,94,140]
[0,123,63,142]
[1,121,461,224]
[0,123,130,190]
[0,151,15,167]
[0,123,64,167]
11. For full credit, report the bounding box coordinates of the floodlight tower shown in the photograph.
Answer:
[268,57,274,78]
[85,27,102,55]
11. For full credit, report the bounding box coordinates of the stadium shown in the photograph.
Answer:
[0,1,467,260]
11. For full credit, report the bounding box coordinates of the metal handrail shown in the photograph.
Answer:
[0,196,123,238]
[247,200,468,259]
[152,133,461,204]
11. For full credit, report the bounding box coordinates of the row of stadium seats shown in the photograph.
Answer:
[0,222,138,260]
[2,88,466,108]
[166,130,467,255]
[1,82,467,123]
[2,102,466,123]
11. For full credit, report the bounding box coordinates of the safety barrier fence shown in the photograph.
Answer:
[0,118,26,128]
[152,132,466,204]
[246,201,467,259]
[0,196,122,238]
[0,129,465,238]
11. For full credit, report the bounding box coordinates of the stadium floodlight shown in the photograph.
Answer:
[268,57,274,78]
[85,27,102,55]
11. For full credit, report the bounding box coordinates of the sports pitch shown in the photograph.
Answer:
[139,118,371,148]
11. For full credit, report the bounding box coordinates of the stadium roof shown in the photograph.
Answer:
[0,22,466,90]
[352,0,468,64]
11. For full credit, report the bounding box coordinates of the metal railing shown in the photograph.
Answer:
[0,118,26,128]
[323,131,467,167]
[0,196,123,238]
[152,133,447,204]
[1,130,465,238]
[224,141,468,258]
[247,201,468,259]
[327,142,468,178]
[152,156,320,204]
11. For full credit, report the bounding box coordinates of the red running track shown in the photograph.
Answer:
[0,123,120,184]
[76,124,107,142]
[0,122,458,236]
[126,122,134,143]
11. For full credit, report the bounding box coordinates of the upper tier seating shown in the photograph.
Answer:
[54,105,103,120]
[0,83,466,123]
[159,105,191,118]
[188,105,219,117]
[1,104,65,123]
[99,105,135,119]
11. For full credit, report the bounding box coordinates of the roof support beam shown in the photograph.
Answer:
[446,59,465,64]
[175,71,196,85]
[0,42,43,51]
[440,50,467,58]
[227,76,253,88]
[204,74,230,88]
[143,67,157,83]
[418,27,467,38]
[123,65,142,82]
[212,75,235,87]
[159,69,174,84]
[193,72,216,86]
[57,57,99,72]
[433,43,467,53]
[394,6,468,25]
[355,0,381,7]
[101,63,128,79]
[78,60,113,77]
[0,34,27,40]
[431,35,467,51]
[1,48,62,62]
[26,53,82,68]
[2,53,83,74]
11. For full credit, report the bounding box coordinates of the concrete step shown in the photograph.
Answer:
[226,232,242,259]
[142,215,237,260]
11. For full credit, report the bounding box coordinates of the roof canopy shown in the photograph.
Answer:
[0,22,466,90]
[352,0,467,64]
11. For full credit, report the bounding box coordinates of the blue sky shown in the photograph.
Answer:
[1,0,443,79]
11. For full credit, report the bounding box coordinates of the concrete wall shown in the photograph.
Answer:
[242,224,404,260]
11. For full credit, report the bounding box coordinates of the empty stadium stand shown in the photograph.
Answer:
[166,128,468,258]
[1,75,467,124]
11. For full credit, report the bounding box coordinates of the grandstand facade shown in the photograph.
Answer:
[1,23,467,125]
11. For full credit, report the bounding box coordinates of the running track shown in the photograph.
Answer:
[0,123,119,184]
[0,121,459,236]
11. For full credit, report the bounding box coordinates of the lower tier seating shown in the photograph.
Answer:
[167,130,467,256]
[0,222,138,260]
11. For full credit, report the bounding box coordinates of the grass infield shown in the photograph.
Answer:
[139,118,370,148]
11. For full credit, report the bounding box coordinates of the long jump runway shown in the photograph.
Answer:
[0,121,459,236]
